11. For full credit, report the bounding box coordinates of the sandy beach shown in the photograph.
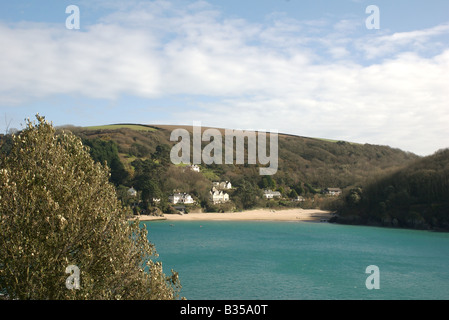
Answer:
[134,208,333,222]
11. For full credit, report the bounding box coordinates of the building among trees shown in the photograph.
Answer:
[187,164,200,172]
[323,188,342,196]
[263,189,282,199]
[209,187,230,204]
[127,187,137,197]
[168,192,195,204]
[213,181,232,189]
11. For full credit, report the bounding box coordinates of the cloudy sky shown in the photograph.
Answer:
[1,0,448,155]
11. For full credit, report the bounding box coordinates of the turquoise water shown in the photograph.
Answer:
[142,221,449,300]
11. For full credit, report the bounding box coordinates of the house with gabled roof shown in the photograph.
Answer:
[168,192,195,204]
[263,189,281,199]
[209,187,230,204]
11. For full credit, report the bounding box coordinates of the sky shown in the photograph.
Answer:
[1,0,448,156]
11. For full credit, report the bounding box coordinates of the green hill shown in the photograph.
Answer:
[333,148,449,231]
[68,124,419,186]
[51,123,419,212]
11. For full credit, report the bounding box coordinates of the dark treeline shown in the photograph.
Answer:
[82,138,129,186]
[333,149,449,231]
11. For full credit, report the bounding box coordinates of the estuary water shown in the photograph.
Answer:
[142,220,449,300]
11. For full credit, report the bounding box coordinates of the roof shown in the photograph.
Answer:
[326,188,342,192]
[264,189,281,195]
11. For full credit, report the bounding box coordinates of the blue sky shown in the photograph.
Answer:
[1,0,448,155]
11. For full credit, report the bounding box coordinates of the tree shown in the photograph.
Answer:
[259,175,276,189]
[234,180,262,209]
[346,187,362,207]
[293,182,305,196]
[304,182,317,194]
[152,144,171,165]
[83,138,129,186]
[136,178,162,209]
[0,115,181,300]
[289,189,298,199]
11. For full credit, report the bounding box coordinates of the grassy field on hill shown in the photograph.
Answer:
[85,124,158,131]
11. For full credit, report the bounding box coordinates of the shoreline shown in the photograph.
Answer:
[132,208,333,222]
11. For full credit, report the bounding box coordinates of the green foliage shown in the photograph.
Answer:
[0,116,181,300]
[0,134,13,157]
[200,167,220,181]
[304,182,318,194]
[233,180,263,210]
[137,178,162,209]
[130,158,167,212]
[129,143,151,158]
[83,138,129,186]
[292,182,305,196]
[289,189,298,198]
[346,187,363,207]
[336,149,449,230]
[259,175,276,189]
[152,144,171,165]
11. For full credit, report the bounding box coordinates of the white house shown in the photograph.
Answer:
[263,189,282,199]
[209,188,230,204]
[324,188,342,196]
[127,187,137,197]
[213,181,232,189]
[168,193,195,204]
[188,164,200,172]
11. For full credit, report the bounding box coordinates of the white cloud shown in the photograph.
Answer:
[0,1,448,155]
[357,23,449,60]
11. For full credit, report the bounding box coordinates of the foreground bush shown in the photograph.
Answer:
[0,115,181,299]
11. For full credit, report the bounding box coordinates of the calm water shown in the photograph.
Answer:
[142,220,449,300]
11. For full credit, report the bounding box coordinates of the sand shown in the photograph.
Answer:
[133,208,333,222]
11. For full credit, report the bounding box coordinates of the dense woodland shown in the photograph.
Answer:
[333,148,449,231]
[3,123,447,231]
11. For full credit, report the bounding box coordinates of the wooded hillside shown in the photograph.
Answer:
[1,123,421,214]
[334,148,449,231]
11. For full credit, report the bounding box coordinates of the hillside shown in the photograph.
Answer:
[67,124,419,185]
[47,123,418,212]
[0,123,421,214]
[333,148,449,231]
